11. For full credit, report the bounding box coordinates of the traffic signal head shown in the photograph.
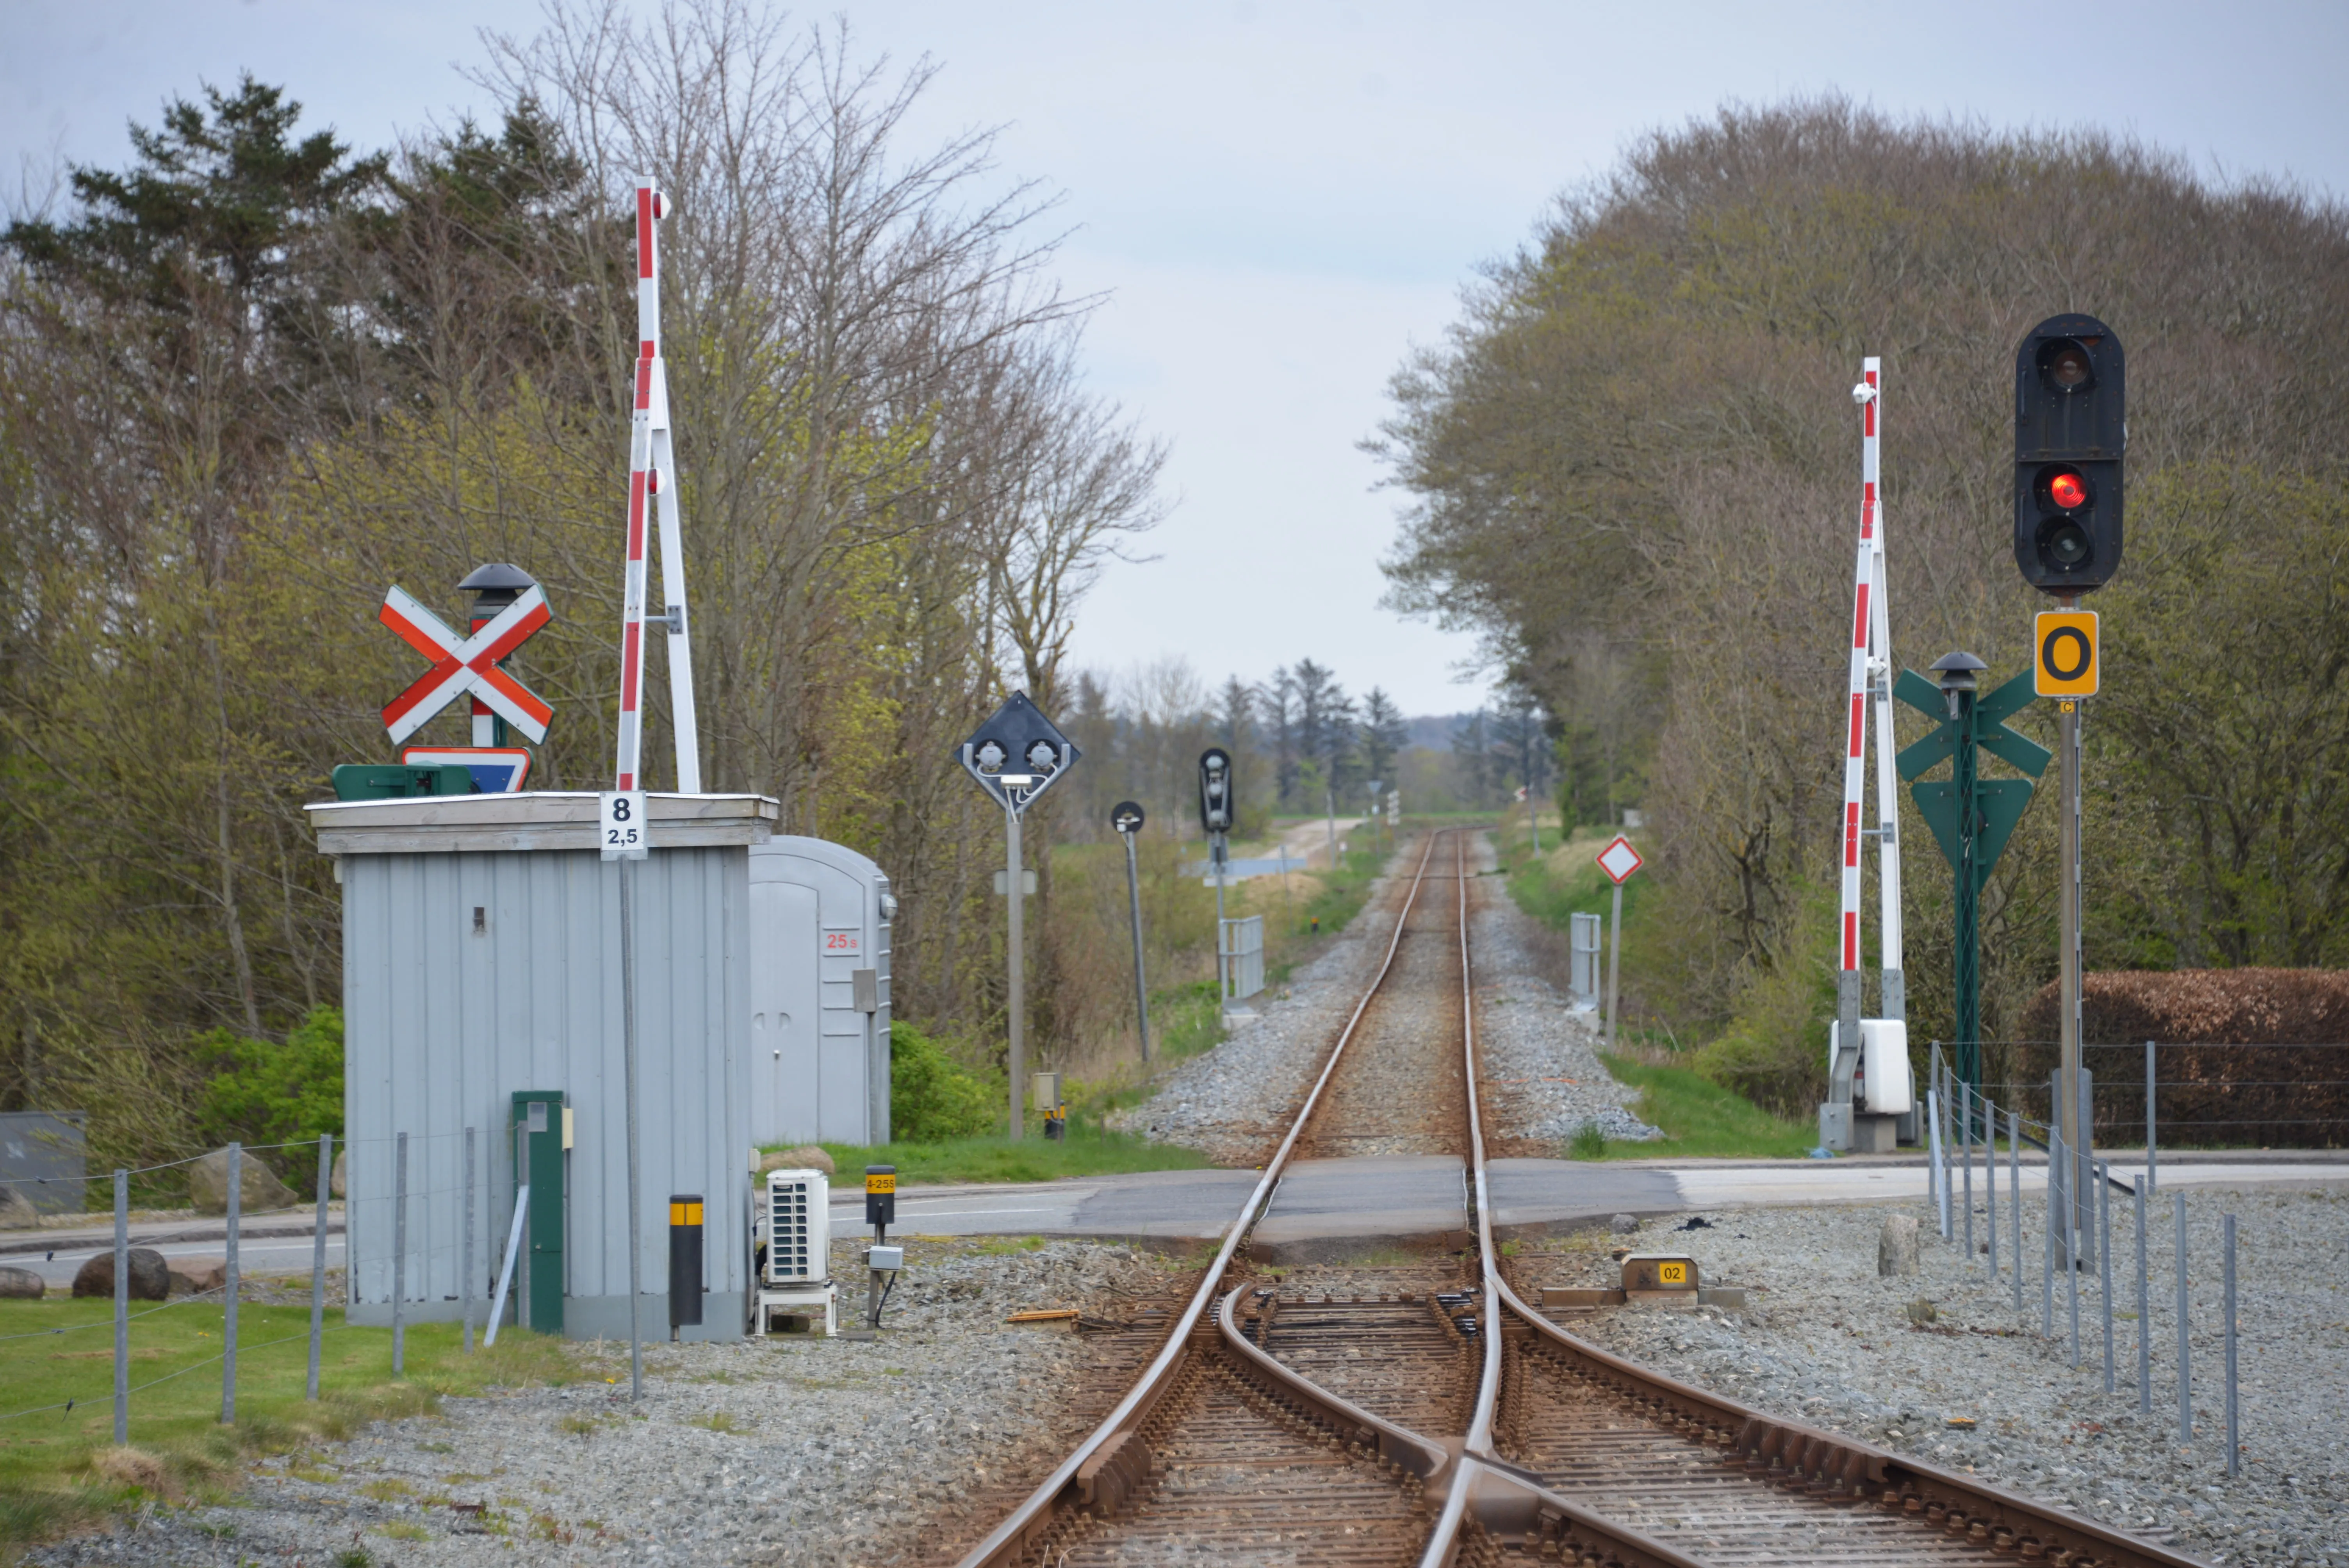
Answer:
[1197,747,1233,835]
[2014,314,2124,594]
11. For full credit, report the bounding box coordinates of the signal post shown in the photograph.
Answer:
[2014,314,2124,1247]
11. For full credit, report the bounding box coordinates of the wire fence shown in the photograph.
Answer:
[1938,1039,2349,1149]
[1,1129,523,1442]
[1923,1048,2249,1477]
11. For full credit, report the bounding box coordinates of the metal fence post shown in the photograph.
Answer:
[2098,1160,2115,1395]
[2010,1107,2023,1315]
[1962,1083,1975,1265]
[463,1126,477,1355]
[1985,1095,1998,1278]
[392,1131,408,1378]
[1927,1087,1947,1238]
[309,1133,331,1401]
[2176,1191,2192,1445]
[2145,1039,2157,1196]
[2135,1174,2150,1415]
[112,1168,128,1444]
[2066,1135,2082,1369]
[2223,1213,2239,1477]
[222,1142,241,1424]
[2043,1120,2058,1337]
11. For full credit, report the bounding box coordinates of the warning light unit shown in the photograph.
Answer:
[2014,314,2126,593]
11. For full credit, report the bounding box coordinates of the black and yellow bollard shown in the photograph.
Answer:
[859,1166,901,1335]
[667,1194,704,1341]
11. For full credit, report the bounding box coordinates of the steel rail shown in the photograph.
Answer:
[951,831,1449,1568]
[1421,830,2209,1568]
[959,827,2205,1568]
[1488,1273,2211,1568]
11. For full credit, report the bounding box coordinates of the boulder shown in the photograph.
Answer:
[331,1148,347,1199]
[0,1265,45,1299]
[73,1248,168,1301]
[1609,1212,1640,1235]
[187,1148,297,1216]
[1879,1213,1920,1277]
[168,1258,227,1296]
[0,1183,37,1229]
[759,1145,835,1177]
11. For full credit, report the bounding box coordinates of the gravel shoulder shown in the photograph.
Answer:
[1516,1183,2349,1567]
[31,1239,1196,1568]
[1108,828,1656,1162]
[1465,838,1658,1150]
[1103,843,1417,1164]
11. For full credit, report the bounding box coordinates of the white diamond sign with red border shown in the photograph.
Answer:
[1595,834,1644,885]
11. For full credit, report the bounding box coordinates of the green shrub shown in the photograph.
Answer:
[889,1021,997,1141]
[192,1007,344,1188]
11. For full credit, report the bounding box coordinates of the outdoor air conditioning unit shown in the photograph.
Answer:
[764,1168,830,1286]
[756,1167,838,1335]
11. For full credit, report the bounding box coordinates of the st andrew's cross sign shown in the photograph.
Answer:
[378,584,554,746]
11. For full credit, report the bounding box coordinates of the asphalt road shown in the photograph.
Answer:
[8,1153,2338,1288]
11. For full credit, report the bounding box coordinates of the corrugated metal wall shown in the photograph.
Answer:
[341,845,750,1338]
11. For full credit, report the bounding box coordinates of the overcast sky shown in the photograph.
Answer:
[8,2,2344,716]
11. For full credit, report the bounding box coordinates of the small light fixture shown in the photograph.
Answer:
[1930,650,1987,721]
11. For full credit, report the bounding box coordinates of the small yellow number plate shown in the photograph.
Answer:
[866,1173,896,1194]
[1657,1261,1687,1285]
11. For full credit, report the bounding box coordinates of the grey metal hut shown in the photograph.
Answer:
[309,791,778,1341]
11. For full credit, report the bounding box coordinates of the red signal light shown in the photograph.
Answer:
[2049,470,2088,510]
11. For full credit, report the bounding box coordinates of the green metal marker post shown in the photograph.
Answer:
[1896,659,2049,1116]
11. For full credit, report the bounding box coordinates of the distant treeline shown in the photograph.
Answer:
[1374,98,2349,1113]
[1041,656,1623,844]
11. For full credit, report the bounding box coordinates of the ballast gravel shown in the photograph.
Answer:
[1464,841,1659,1147]
[31,1239,1188,1568]
[1109,830,1657,1161]
[1523,1183,2349,1566]
[1104,852,1411,1165]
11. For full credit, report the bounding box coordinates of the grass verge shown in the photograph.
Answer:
[1574,1052,1818,1159]
[818,1111,1212,1186]
[0,1297,577,1547]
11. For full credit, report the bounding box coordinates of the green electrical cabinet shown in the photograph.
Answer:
[510,1090,567,1335]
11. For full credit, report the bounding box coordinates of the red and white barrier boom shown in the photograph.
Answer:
[612,178,704,795]
[1824,357,1910,1151]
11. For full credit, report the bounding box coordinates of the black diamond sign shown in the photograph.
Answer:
[957,691,1080,816]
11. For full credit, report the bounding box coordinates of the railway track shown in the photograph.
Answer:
[946,830,2210,1568]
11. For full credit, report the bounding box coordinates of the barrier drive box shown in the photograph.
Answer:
[747,837,893,1147]
[308,791,779,1342]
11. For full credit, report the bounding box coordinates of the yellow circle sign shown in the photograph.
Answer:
[2035,609,2099,697]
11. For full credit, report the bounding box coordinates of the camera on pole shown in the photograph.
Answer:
[2014,314,2126,593]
